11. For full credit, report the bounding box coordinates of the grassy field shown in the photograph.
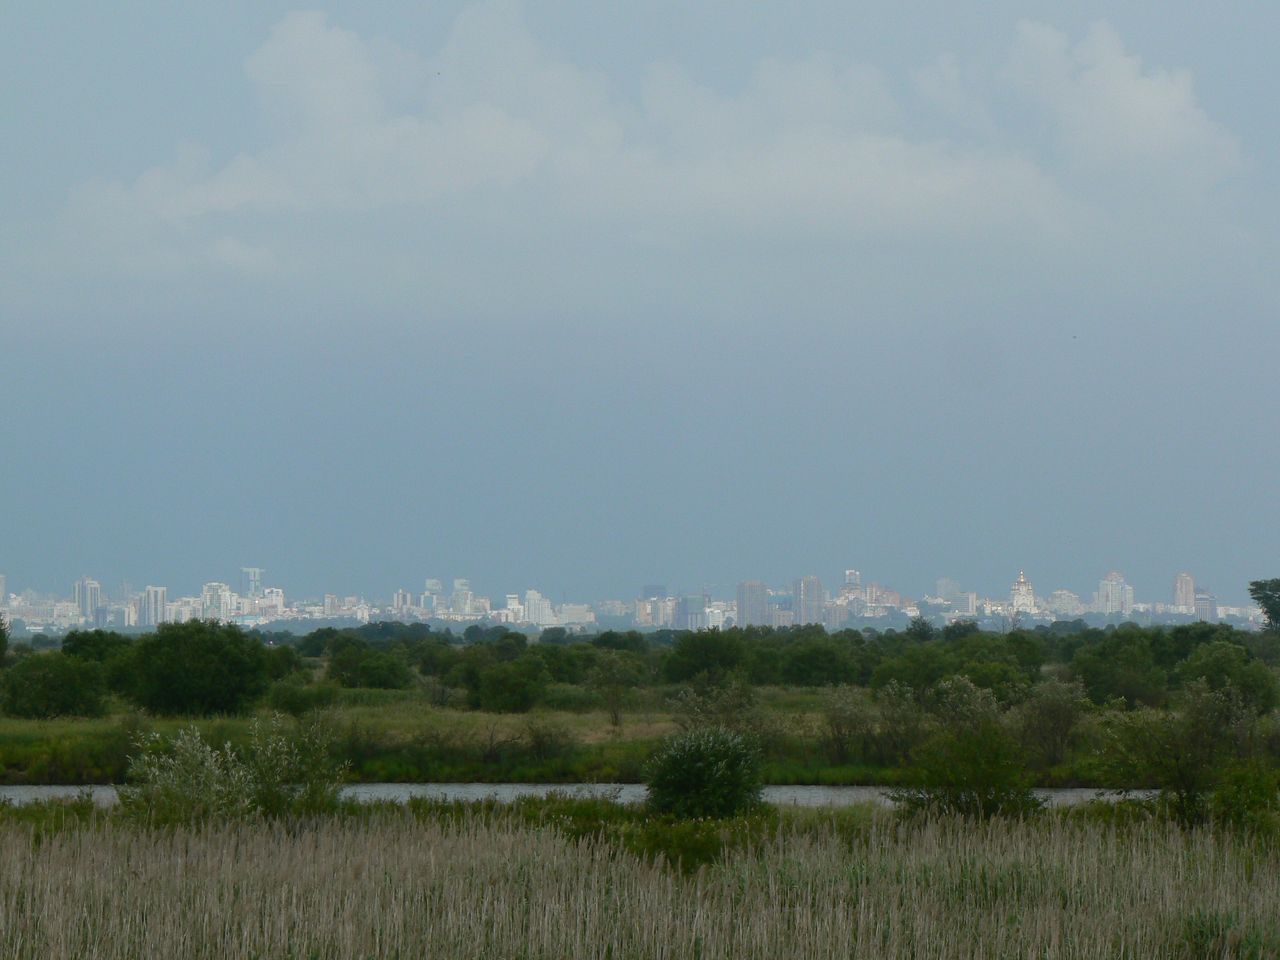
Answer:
[0,686,899,786]
[1,804,1276,958]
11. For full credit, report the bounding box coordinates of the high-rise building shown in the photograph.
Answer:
[1094,572,1134,617]
[201,583,234,620]
[392,589,413,612]
[140,586,168,627]
[736,580,768,627]
[1010,571,1036,614]
[674,595,707,631]
[793,576,824,625]
[451,579,473,616]
[1173,573,1196,613]
[241,567,265,599]
[523,589,556,627]
[74,577,102,621]
[844,570,862,588]
[1194,591,1217,622]
[1046,589,1084,617]
[0,574,7,607]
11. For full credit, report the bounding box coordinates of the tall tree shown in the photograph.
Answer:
[1248,579,1280,630]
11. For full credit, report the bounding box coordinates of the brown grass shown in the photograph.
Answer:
[2,813,1276,958]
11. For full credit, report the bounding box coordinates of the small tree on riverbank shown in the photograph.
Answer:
[646,727,762,819]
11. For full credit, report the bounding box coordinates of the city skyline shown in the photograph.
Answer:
[0,562,1261,635]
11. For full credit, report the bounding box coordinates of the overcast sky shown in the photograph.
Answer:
[2,2,1277,604]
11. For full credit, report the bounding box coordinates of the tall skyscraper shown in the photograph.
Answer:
[736,580,768,627]
[843,570,862,588]
[1095,571,1134,617]
[793,576,824,625]
[451,579,473,616]
[0,573,7,607]
[74,577,102,621]
[241,567,265,598]
[140,585,168,627]
[1010,571,1036,614]
[1194,591,1217,622]
[1173,573,1196,613]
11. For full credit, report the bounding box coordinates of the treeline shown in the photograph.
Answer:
[1,616,1278,720]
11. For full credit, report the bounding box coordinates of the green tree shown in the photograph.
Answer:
[61,629,132,663]
[646,727,762,819]
[1248,579,1280,630]
[0,616,8,662]
[1071,631,1166,707]
[121,620,269,716]
[1176,641,1278,714]
[587,650,645,727]
[662,630,745,684]
[477,658,547,712]
[1103,680,1255,825]
[1,652,107,718]
[1015,678,1089,767]
[893,677,1041,819]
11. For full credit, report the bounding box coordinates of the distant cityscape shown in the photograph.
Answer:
[0,567,1264,635]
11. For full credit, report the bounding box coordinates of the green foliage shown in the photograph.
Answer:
[1,652,107,718]
[266,676,340,716]
[1176,641,1278,714]
[1071,629,1166,707]
[821,685,876,764]
[60,629,132,663]
[477,659,548,712]
[587,650,646,726]
[119,715,346,823]
[1248,578,1280,631]
[663,631,745,683]
[120,620,270,716]
[892,677,1042,819]
[0,617,8,661]
[645,726,763,819]
[1102,680,1256,825]
[1208,762,1280,833]
[1015,678,1089,768]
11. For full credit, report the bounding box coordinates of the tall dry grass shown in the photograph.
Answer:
[1,813,1276,958]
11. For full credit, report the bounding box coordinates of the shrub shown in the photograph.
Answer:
[1,652,106,718]
[892,677,1042,819]
[267,676,340,717]
[645,727,763,819]
[119,716,347,823]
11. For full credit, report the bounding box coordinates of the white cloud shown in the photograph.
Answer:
[56,6,1239,281]
[1006,20,1241,189]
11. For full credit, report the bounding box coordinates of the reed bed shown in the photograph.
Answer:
[1,813,1276,958]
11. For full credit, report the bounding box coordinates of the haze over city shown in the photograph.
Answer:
[3,2,1277,605]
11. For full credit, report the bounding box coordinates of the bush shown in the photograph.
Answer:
[1,652,107,718]
[119,716,347,823]
[892,678,1042,819]
[267,677,340,717]
[120,620,269,716]
[645,727,763,819]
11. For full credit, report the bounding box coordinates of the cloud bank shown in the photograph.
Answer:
[52,5,1246,319]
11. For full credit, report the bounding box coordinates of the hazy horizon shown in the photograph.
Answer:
[3,2,1277,606]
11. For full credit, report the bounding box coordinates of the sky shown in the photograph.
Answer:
[2,1,1278,604]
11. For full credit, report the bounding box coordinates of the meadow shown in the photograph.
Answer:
[1,802,1276,959]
